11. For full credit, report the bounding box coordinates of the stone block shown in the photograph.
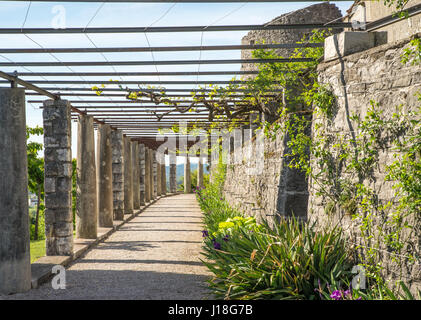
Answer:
[324,32,377,61]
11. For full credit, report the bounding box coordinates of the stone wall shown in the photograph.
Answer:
[241,2,342,78]
[345,0,421,43]
[223,2,342,221]
[222,2,421,293]
[223,129,309,223]
[309,32,421,293]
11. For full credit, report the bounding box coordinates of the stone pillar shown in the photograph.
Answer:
[0,88,31,294]
[161,153,167,195]
[169,153,177,193]
[184,152,191,193]
[156,151,162,196]
[111,130,124,220]
[139,143,146,205]
[76,114,98,239]
[97,124,113,228]
[123,136,134,214]
[144,147,151,203]
[198,156,204,188]
[43,99,73,256]
[149,148,154,200]
[152,150,157,199]
[132,141,140,209]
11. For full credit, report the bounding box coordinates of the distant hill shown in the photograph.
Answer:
[166,163,209,186]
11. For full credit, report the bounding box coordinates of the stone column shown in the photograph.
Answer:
[152,150,157,199]
[0,88,31,294]
[124,136,134,214]
[132,141,140,210]
[43,99,73,256]
[156,151,162,196]
[139,143,146,205]
[97,124,113,228]
[169,153,177,193]
[76,114,98,239]
[198,156,204,188]
[111,130,124,220]
[144,147,151,203]
[184,152,191,193]
[161,153,167,195]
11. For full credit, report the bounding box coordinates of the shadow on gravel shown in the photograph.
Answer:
[1,269,211,300]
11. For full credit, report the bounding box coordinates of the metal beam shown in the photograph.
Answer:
[0,43,322,54]
[0,58,311,67]
[13,80,276,85]
[20,87,283,92]
[0,71,59,100]
[26,92,273,97]
[18,71,260,77]
[0,23,350,34]
[0,1,351,3]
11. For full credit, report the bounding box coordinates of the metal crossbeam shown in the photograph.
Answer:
[0,0,351,2]
[0,58,311,67]
[10,80,276,85]
[0,43,322,54]
[20,87,283,92]
[0,23,350,34]
[17,71,260,77]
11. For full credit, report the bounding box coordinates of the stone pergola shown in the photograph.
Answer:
[0,1,358,294]
[0,86,210,294]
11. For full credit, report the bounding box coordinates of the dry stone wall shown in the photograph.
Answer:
[223,2,342,222]
[309,33,421,293]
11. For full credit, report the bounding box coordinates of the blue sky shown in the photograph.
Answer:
[0,1,353,163]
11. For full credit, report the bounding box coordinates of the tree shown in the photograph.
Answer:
[27,126,44,240]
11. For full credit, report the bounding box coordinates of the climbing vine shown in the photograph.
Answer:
[263,33,421,295]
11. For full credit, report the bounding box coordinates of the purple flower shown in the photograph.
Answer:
[344,289,351,297]
[202,230,209,238]
[213,241,221,250]
[223,235,230,242]
[356,297,362,300]
[330,290,342,300]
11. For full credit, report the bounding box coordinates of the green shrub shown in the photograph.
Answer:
[197,160,352,300]
[201,217,351,300]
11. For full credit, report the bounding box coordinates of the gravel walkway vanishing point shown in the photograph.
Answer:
[2,194,212,300]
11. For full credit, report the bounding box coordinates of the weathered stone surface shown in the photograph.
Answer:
[184,154,191,193]
[0,88,31,295]
[132,142,140,209]
[324,31,388,61]
[111,130,124,220]
[123,137,134,214]
[97,124,113,228]
[169,153,177,193]
[197,157,204,189]
[145,147,151,203]
[156,151,162,196]
[152,150,158,199]
[42,99,73,256]
[161,161,167,195]
[76,114,98,239]
[241,2,342,76]
[139,144,146,205]
[311,33,421,293]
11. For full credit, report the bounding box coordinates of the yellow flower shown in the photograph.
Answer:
[218,221,235,230]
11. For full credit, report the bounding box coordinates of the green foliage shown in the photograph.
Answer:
[30,239,46,263]
[401,38,421,66]
[318,279,421,300]
[27,126,45,241]
[198,161,352,300]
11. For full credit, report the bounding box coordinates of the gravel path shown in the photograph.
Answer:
[2,194,212,300]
